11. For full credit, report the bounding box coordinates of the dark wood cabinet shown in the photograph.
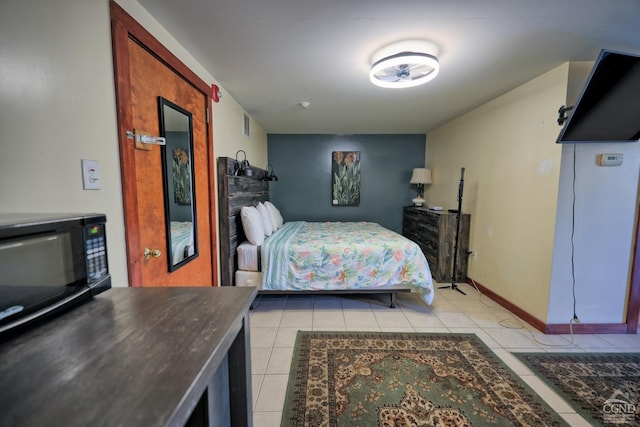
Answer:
[403,206,471,282]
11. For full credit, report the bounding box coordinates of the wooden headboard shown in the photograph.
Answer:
[216,157,269,286]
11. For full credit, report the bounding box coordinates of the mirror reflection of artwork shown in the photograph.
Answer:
[173,148,191,205]
[159,96,198,271]
[332,151,360,206]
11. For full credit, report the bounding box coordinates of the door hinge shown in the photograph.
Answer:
[206,107,210,124]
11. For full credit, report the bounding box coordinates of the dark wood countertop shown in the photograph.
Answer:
[0,286,257,427]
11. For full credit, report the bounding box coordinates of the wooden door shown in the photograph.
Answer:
[111,2,217,286]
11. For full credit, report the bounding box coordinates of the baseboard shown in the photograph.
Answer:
[466,278,634,335]
[466,278,547,333]
[545,323,628,334]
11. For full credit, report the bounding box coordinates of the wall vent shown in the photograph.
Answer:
[243,113,250,137]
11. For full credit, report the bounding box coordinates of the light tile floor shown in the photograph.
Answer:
[249,282,640,426]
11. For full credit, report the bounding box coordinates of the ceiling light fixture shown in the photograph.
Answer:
[369,41,440,89]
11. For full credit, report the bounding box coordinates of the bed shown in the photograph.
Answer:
[216,157,434,307]
[170,221,194,263]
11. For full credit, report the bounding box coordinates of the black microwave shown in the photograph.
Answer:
[0,213,111,338]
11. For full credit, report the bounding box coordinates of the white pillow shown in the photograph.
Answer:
[263,200,279,230]
[240,206,265,245]
[265,201,284,229]
[256,202,273,236]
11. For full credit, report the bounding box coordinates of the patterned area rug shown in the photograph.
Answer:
[514,352,640,426]
[282,332,568,426]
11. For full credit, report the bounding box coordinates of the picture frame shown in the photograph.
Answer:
[331,151,361,206]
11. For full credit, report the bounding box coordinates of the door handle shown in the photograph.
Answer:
[144,248,162,260]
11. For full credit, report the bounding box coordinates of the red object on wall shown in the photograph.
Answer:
[212,84,220,103]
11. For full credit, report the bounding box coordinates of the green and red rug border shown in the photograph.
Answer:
[513,351,640,426]
[282,331,570,426]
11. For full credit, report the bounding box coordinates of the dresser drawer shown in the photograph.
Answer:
[403,210,437,238]
[418,242,437,268]
[402,206,470,282]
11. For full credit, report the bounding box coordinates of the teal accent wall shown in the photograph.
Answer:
[267,134,426,233]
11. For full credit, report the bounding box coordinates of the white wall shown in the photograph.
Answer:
[0,0,267,286]
[426,64,567,323]
[212,91,268,168]
[427,60,640,326]
[546,60,640,324]
[548,142,639,323]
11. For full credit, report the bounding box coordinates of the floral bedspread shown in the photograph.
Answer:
[261,221,434,304]
[170,221,193,263]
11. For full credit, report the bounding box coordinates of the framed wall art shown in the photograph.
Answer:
[331,151,360,206]
[172,147,192,205]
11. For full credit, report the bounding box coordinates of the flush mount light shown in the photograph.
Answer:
[369,41,440,89]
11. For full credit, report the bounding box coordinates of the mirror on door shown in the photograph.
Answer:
[158,97,198,271]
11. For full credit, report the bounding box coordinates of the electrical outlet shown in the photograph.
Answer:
[470,251,477,262]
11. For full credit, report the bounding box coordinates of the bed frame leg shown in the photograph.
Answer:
[390,292,396,308]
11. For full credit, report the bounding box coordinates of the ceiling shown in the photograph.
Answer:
[137,0,640,134]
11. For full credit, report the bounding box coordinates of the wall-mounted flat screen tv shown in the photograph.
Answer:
[557,49,640,144]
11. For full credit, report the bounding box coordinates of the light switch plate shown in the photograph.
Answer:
[81,159,100,190]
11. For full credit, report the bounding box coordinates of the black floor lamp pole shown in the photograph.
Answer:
[439,167,466,295]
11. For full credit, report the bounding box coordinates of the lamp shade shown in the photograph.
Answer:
[410,168,432,185]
